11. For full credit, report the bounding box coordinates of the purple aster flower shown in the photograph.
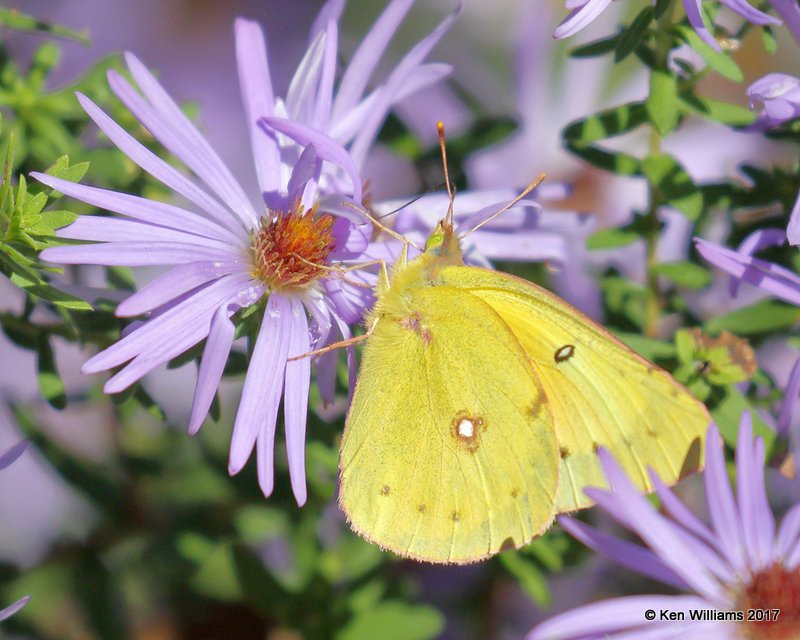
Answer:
[768,0,800,42]
[33,0,457,505]
[0,441,29,622]
[528,415,800,640]
[746,73,800,244]
[554,0,781,51]
[695,235,800,305]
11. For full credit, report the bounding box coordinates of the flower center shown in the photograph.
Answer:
[251,203,336,290]
[736,563,800,639]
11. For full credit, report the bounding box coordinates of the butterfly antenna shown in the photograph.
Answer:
[437,121,456,230]
[342,201,422,251]
[458,173,547,240]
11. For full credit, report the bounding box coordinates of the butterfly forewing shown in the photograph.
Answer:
[439,266,709,513]
[340,284,559,564]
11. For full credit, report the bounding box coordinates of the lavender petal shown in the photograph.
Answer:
[684,0,721,51]
[0,596,30,622]
[553,0,614,39]
[0,441,28,470]
[284,297,312,506]
[40,242,236,267]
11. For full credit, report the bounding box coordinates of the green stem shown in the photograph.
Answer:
[644,1,675,338]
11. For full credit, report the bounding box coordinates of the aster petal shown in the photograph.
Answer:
[0,596,30,622]
[695,238,800,305]
[116,260,244,317]
[768,0,800,42]
[704,424,746,572]
[189,304,236,435]
[651,473,716,547]
[40,242,235,267]
[330,63,452,146]
[789,190,800,246]
[30,173,245,246]
[736,413,762,567]
[720,0,781,25]
[348,4,460,169]
[315,320,340,406]
[76,93,242,235]
[750,438,776,568]
[683,0,721,50]
[0,441,28,470]
[55,216,235,252]
[779,358,800,438]
[559,516,688,589]
[526,595,711,640]
[235,18,280,196]
[331,312,357,402]
[309,0,345,39]
[331,0,414,123]
[287,144,321,206]
[775,501,800,562]
[229,293,291,482]
[284,297,312,506]
[591,450,726,601]
[83,273,253,373]
[553,0,614,39]
[119,56,258,228]
[729,228,785,297]
[286,29,326,126]
[260,116,363,202]
[312,20,338,130]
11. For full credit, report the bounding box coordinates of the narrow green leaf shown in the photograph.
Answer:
[337,602,444,640]
[562,102,648,143]
[9,270,92,310]
[569,33,620,58]
[705,300,800,335]
[654,0,673,19]
[679,92,757,126]
[500,552,551,607]
[673,25,744,81]
[646,70,679,136]
[36,334,66,409]
[615,6,654,62]
[587,227,641,250]
[651,261,712,289]
[762,26,777,55]
[74,553,129,640]
[641,153,703,219]
[566,142,642,175]
[0,8,89,45]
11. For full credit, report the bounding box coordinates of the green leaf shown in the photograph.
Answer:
[673,25,744,82]
[762,25,777,55]
[44,155,90,185]
[569,33,620,58]
[8,269,92,310]
[566,142,641,176]
[641,153,703,219]
[678,92,756,126]
[651,261,712,289]
[74,552,129,640]
[500,551,551,607]
[36,334,66,409]
[711,385,776,451]
[615,6,654,62]
[705,300,800,335]
[653,0,673,19]
[587,227,641,250]
[646,70,679,136]
[337,602,444,640]
[562,102,648,143]
[0,8,90,45]
[615,332,677,360]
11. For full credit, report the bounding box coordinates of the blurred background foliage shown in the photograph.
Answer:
[0,1,797,639]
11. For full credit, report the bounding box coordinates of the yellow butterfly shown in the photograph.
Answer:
[339,126,709,565]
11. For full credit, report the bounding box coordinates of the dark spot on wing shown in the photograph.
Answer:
[554,344,575,363]
[592,441,600,453]
[559,446,571,459]
[451,511,461,522]
[510,488,519,498]
[380,485,391,496]
[418,504,427,513]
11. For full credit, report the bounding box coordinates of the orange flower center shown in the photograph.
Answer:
[251,203,336,290]
[736,563,800,639]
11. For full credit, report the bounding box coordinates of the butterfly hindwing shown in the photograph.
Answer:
[439,266,709,513]
[340,283,559,564]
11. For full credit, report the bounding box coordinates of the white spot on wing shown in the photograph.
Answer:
[458,418,475,438]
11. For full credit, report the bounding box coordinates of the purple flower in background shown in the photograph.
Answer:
[528,415,800,640]
[0,441,29,622]
[34,0,457,505]
[768,0,800,42]
[554,0,781,51]
[746,73,800,244]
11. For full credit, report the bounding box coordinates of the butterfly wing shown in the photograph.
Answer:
[439,266,709,513]
[340,284,559,564]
